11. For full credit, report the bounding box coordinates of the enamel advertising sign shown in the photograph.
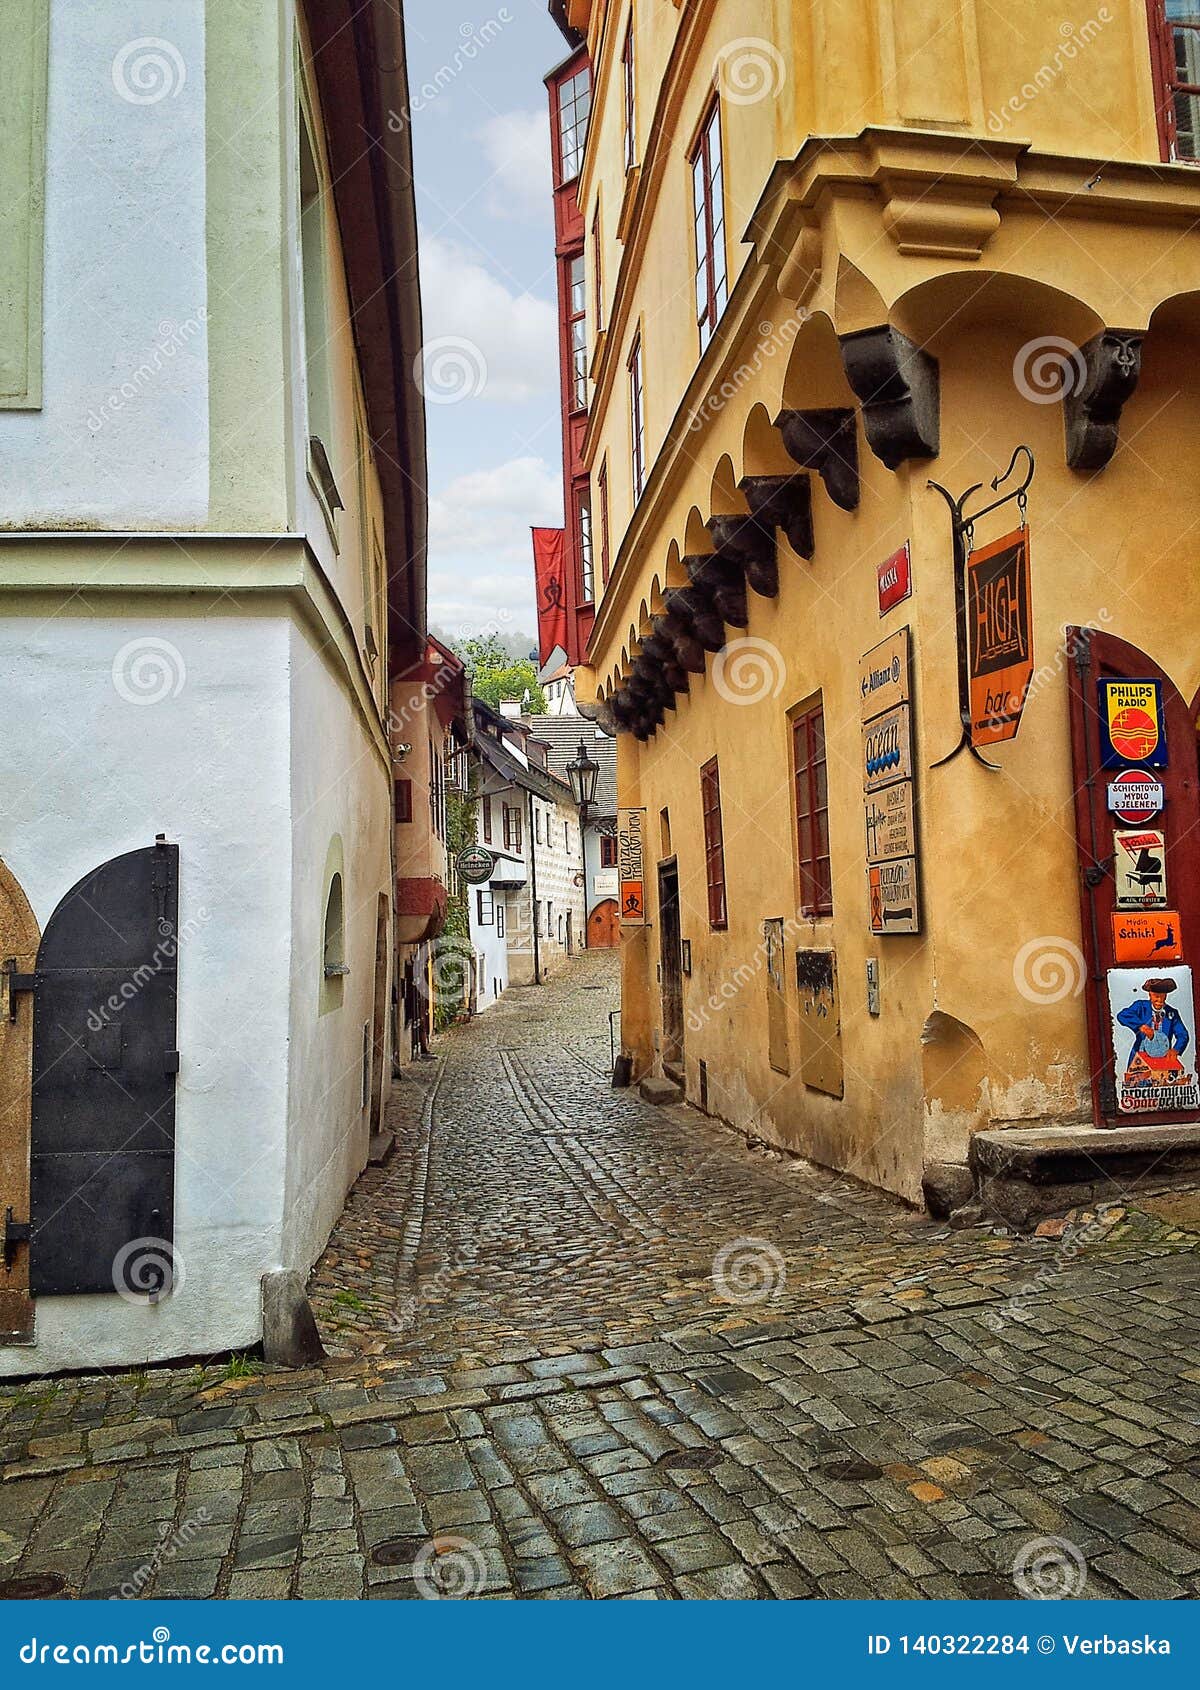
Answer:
[966,527,1033,747]
[1113,828,1167,908]
[877,543,912,616]
[1098,679,1166,769]
[867,858,920,935]
[1110,909,1183,965]
[1107,769,1165,825]
[1107,965,1199,1115]
[617,808,646,927]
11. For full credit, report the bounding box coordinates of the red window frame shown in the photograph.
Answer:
[598,458,611,584]
[567,252,587,412]
[700,756,728,930]
[600,833,618,868]
[591,202,603,333]
[1148,2,1200,160]
[622,18,636,171]
[690,99,728,350]
[793,703,832,917]
[394,778,412,823]
[628,334,645,502]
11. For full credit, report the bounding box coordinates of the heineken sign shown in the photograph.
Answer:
[457,846,495,884]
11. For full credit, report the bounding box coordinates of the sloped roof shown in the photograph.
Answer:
[521,715,617,818]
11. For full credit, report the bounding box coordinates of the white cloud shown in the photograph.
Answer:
[477,109,551,220]
[428,454,562,634]
[418,236,557,403]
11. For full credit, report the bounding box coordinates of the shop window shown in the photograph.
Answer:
[700,756,727,930]
[793,701,832,917]
[690,99,727,351]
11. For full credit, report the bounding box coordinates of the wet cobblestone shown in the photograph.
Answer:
[3,952,1200,1600]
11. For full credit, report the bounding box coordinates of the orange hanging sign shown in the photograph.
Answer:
[966,526,1033,747]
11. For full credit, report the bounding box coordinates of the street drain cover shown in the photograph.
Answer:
[657,1447,723,1471]
[818,1458,883,1482]
[370,1537,426,1568]
[0,1575,66,1600]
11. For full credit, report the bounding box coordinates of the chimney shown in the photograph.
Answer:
[498,698,522,720]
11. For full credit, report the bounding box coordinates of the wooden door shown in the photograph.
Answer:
[0,860,38,1344]
[587,898,619,948]
[658,860,685,1067]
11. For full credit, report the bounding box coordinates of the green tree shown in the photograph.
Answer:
[456,636,545,714]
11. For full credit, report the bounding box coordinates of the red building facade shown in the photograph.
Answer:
[542,27,594,670]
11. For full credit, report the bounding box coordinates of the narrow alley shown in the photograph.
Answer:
[2,956,1200,1602]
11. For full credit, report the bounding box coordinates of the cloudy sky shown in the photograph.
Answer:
[405,1,568,644]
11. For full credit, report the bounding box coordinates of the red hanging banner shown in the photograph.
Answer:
[532,526,568,669]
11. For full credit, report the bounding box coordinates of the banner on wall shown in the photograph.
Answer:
[532,526,568,669]
[617,808,647,927]
[966,526,1033,747]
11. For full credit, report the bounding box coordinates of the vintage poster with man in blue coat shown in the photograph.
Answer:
[1107,967,1200,1115]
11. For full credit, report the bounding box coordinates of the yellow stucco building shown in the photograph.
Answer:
[569,0,1200,1219]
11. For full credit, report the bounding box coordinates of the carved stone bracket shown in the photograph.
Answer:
[638,635,690,694]
[1063,330,1144,473]
[839,326,940,469]
[664,587,726,653]
[775,409,860,511]
[739,473,815,563]
[581,696,620,737]
[706,514,778,598]
[651,613,706,674]
[685,555,749,629]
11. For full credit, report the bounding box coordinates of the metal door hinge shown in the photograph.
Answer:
[3,1207,31,1272]
[4,960,36,1023]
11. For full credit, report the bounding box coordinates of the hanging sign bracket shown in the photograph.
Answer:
[928,444,1036,771]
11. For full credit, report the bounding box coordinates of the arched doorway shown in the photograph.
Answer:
[587,898,620,948]
[0,859,39,1345]
[1068,629,1200,1125]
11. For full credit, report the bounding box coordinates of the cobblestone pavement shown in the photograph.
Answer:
[4,950,1200,1600]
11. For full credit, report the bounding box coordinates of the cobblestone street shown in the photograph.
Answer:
[4,952,1200,1600]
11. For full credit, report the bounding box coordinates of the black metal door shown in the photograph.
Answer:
[26,841,179,1297]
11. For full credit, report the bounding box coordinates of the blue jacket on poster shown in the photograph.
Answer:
[1116,998,1190,1057]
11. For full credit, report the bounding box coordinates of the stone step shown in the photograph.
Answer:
[639,1074,684,1106]
[969,1120,1200,1230]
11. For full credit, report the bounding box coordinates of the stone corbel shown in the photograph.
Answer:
[840,326,940,469]
[880,184,1000,261]
[638,635,690,694]
[739,473,815,564]
[664,587,726,653]
[1064,330,1144,474]
[651,613,706,674]
[775,409,860,511]
[685,555,749,629]
[581,696,620,737]
[631,656,677,713]
[707,512,779,599]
